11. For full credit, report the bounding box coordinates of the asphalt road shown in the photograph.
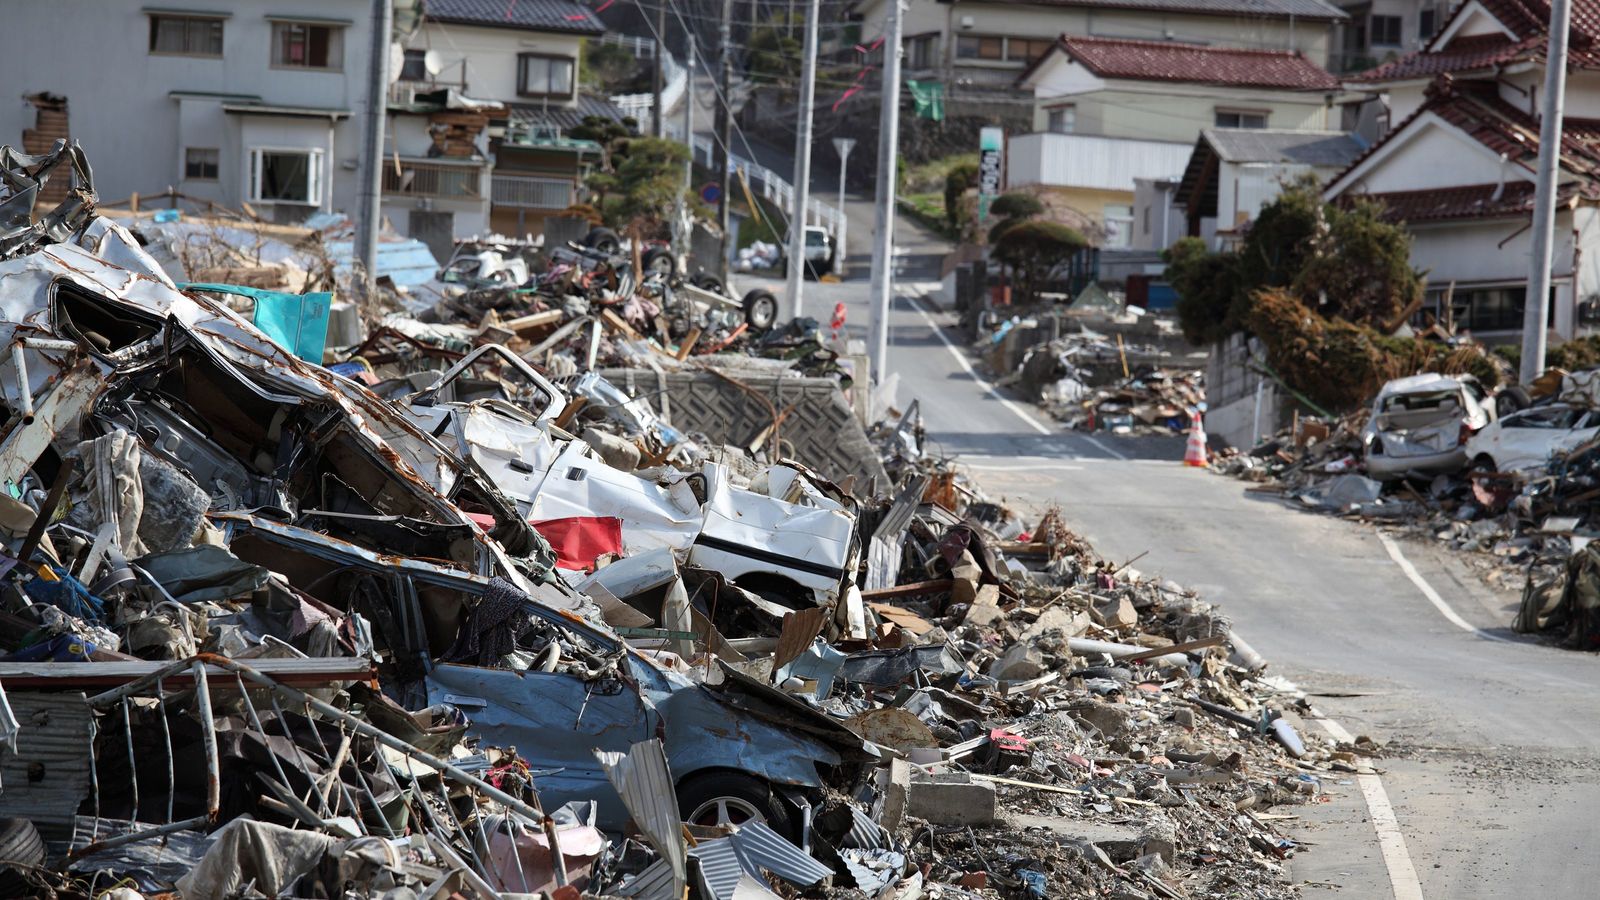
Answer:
[739,215,1600,899]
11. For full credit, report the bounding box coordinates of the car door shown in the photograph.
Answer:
[426,656,652,827]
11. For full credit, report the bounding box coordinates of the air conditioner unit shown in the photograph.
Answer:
[959,15,975,29]
[391,82,417,106]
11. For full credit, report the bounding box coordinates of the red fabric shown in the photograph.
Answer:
[531,516,624,572]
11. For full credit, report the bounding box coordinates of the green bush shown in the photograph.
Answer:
[992,220,1086,302]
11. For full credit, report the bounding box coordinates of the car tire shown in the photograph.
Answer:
[0,817,45,895]
[742,289,779,332]
[677,772,795,838]
[641,247,675,278]
[583,227,621,255]
[1497,385,1533,417]
[1470,454,1497,474]
[692,273,725,295]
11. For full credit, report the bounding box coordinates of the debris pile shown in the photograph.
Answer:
[1042,366,1205,435]
[0,142,1337,898]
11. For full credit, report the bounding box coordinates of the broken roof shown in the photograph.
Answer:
[423,0,605,35]
[1028,36,1341,91]
[1353,0,1600,83]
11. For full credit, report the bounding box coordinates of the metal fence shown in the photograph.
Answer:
[492,175,575,210]
[382,161,484,199]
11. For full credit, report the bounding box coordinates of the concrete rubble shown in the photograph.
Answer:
[0,142,1344,898]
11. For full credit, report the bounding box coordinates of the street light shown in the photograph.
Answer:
[832,137,855,265]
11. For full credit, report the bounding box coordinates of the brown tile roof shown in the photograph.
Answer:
[1330,77,1600,217]
[1354,0,1600,82]
[1049,36,1341,90]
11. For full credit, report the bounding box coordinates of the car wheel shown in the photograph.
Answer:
[583,226,621,255]
[1497,386,1532,417]
[642,247,675,278]
[677,772,794,837]
[1470,454,1497,474]
[0,817,45,895]
[692,273,725,295]
[742,289,779,332]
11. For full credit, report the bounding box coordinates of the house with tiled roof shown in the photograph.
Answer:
[382,0,628,249]
[1007,36,1344,246]
[1325,0,1600,338]
[851,0,1347,93]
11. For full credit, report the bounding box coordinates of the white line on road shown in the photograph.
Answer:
[897,289,1133,460]
[1377,533,1516,643]
[1311,711,1426,900]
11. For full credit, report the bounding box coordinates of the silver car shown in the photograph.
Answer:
[1362,374,1495,481]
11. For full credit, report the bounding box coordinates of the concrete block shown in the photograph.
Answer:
[877,758,912,831]
[906,773,996,825]
[993,642,1046,681]
[1093,596,1138,629]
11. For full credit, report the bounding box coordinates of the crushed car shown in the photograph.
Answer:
[1362,373,1495,481]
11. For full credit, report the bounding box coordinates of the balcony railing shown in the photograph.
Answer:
[382,160,484,199]
[492,175,575,210]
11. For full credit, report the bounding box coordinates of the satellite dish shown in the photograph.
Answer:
[424,49,443,76]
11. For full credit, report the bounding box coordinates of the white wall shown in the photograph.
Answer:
[407,22,583,106]
[1009,132,1192,192]
[1026,55,1334,140]
[1132,178,1182,251]
[0,0,372,217]
[1338,115,1522,193]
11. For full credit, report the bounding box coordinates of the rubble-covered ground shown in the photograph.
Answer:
[0,142,1355,899]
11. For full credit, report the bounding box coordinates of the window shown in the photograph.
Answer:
[400,48,429,81]
[956,35,1005,60]
[518,54,575,98]
[1008,37,1054,62]
[249,148,323,204]
[148,14,223,56]
[906,34,937,70]
[1420,7,1439,39]
[1143,204,1151,235]
[184,147,219,181]
[1047,104,1076,134]
[271,21,344,70]
[1370,14,1403,46]
[1214,109,1268,128]
[955,34,1045,63]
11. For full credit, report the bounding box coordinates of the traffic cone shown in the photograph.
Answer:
[1184,414,1208,468]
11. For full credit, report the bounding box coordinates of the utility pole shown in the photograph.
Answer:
[716,0,734,283]
[652,1,666,137]
[1520,0,1573,384]
[833,137,855,265]
[356,0,393,298]
[868,0,903,383]
[678,42,696,260]
[784,0,821,318]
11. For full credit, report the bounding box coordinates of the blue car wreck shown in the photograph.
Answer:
[218,513,873,839]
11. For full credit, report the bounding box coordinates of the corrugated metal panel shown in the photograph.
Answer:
[0,692,93,841]
[595,740,686,892]
[689,821,833,900]
[616,857,679,900]
[1010,133,1193,193]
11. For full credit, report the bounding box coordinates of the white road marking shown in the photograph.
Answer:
[1377,533,1516,643]
[895,288,1136,460]
[1310,710,1426,900]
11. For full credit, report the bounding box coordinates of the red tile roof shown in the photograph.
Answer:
[1330,77,1600,218]
[1050,36,1341,91]
[1355,0,1600,82]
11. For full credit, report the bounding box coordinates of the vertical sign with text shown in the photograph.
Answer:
[978,126,1004,231]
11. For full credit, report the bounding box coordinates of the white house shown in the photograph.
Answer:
[1007,36,1343,245]
[0,1,381,224]
[1331,0,1461,72]
[851,0,1347,88]
[392,0,621,243]
[1326,0,1600,340]
[1174,128,1366,248]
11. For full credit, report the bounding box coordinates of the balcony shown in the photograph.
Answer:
[382,159,484,199]
[491,175,575,210]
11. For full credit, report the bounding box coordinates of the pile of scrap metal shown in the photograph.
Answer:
[0,142,1331,899]
[1043,366,1205,435]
